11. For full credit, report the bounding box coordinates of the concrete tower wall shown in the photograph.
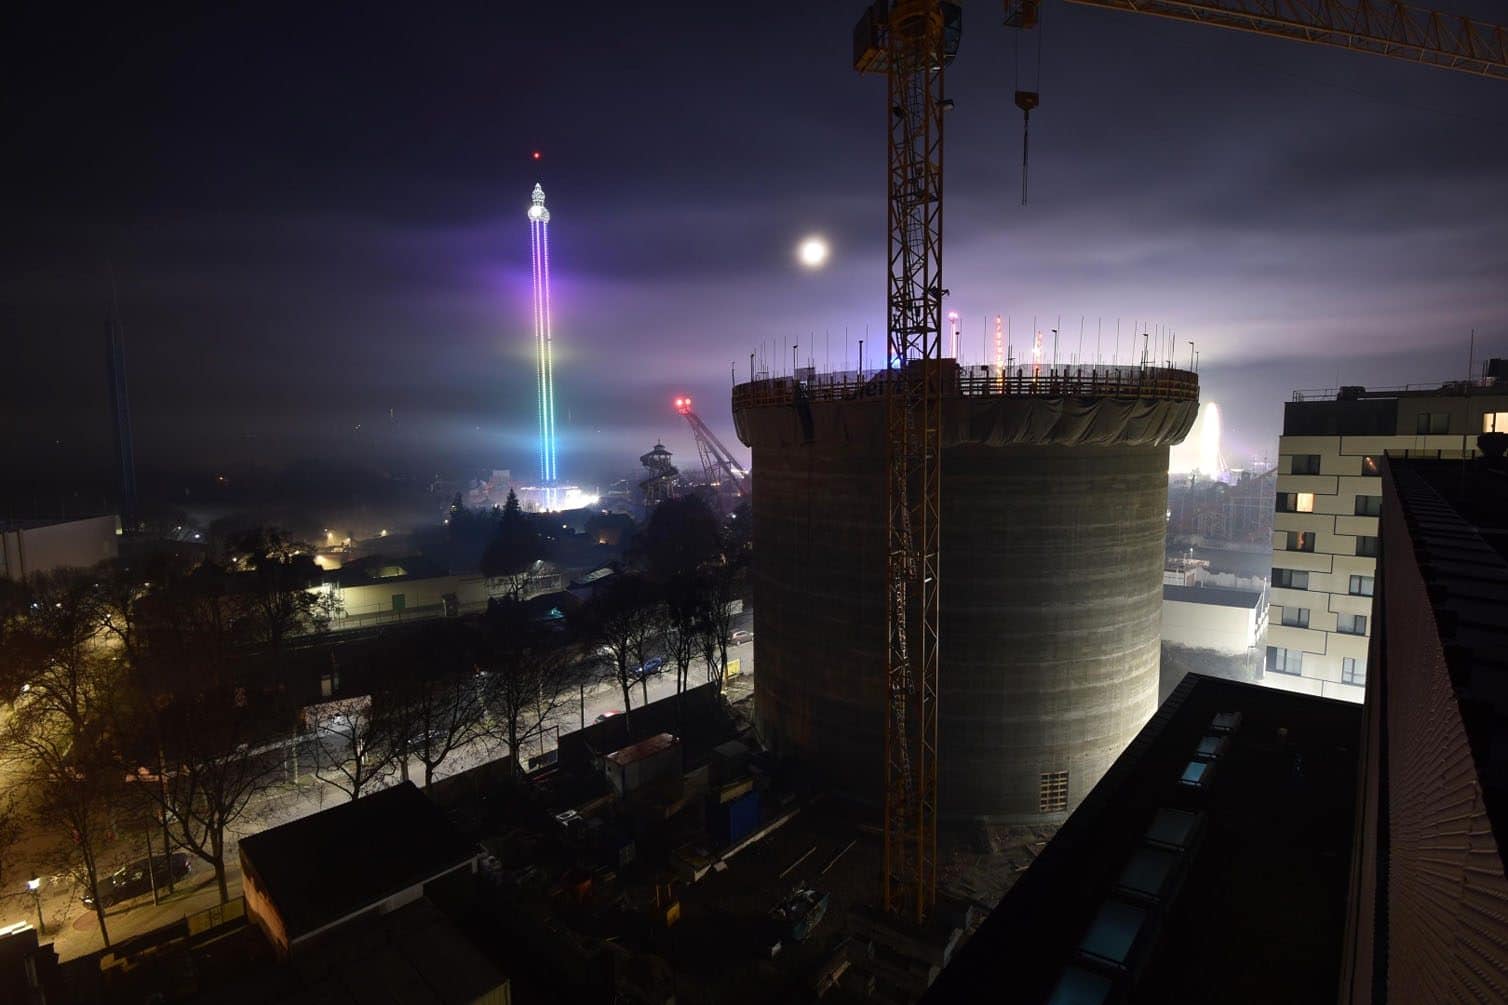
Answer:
[734,376,1197,821]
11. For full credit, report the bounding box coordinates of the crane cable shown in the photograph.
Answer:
[1013,8,1044,205]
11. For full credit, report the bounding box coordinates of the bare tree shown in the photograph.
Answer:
[307,695,396,801]
[378,623,487,788]
[664,576,701,696]
[699,565,739,690]
[32,743,121,946]
[230,528,338,656]
[99,555,196,895]
[583,575,661,722]
[477,601,572,776]
[0,571,122,946]
[0,792,22,895]
[123,681,288,903]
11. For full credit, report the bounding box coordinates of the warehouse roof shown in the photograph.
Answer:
[239,782,477,944]
[1162,584,1263,610]
[605,732,678,767]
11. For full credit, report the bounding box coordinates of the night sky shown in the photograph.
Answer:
[6,2,1507,502]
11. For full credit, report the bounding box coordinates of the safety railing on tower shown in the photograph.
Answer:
[732,362,1200,411]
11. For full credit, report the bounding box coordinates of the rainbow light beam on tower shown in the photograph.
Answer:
[528,182,558,487]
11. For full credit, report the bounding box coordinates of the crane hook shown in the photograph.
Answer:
[1014,90,1039,206]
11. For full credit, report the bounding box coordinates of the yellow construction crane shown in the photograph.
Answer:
[852,0,1507,928]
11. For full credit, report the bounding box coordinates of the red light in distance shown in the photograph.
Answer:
[532,151,542,160]
[674,397,692,414]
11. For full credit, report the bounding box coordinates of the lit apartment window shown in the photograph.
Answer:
[1348,575,1375,597]
[1342,658,1367,687]
[1415,412,1450,434]
[320,671,340,698]
[1039,771,1069,813]
[1266,646,1303,675]
[1361,456,1380,476]
[1290,454,1322,475]
[1354,495,1382,517]
[1280,607,1310,628]
[1286,530,1316,553]
[1272,568,1309,590]
[1276,492,1317,513]
[1485,412,1508,433]
[1338,614,1368,636]
[1356,535,1379,557]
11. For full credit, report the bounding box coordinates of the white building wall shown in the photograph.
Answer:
[0,515,121,581]
[1161,598,1260,656]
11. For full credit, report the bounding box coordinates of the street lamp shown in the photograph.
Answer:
[27,877,44,934]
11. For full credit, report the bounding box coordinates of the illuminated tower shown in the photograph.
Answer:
[528,183,558,485]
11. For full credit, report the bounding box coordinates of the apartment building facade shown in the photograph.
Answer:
[1266,363,1508,702]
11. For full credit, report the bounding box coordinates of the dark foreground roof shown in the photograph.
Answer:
[927,674,1361,1004]
[239,782,477,942]
[206,898,504,1004]
[1162,584,1263,610]
[1387,458,1508,853]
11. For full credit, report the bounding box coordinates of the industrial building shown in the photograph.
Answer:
[732,362,1197,821]
[1266,361,1508,702]
[0,514,121,581]
[1160,584,1265,658]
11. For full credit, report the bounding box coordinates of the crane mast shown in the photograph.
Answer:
[855,0,956,924]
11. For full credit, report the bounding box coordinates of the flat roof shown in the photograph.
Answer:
[926,674,1361,1004]
[1162,584,1262,610]
[238,782,477,943]
[606,732,679,767]
[207,898,504,1004]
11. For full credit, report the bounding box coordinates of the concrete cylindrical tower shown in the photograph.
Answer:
[732,363,1197,821]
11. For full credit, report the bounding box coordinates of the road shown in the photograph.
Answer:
[4,615,755,961]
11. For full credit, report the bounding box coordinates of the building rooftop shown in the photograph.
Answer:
[1386,457,1508,848]
[926,674,1362,1004]
[1161,584,1263,610]
[209,898,505,1005]
[605,732,679,767]
[325,553,450,588]
[1289,360,1506,403]
[238,782,478,944]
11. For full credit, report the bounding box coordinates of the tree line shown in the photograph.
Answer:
[0,492,748,947]
[0,528,576,947]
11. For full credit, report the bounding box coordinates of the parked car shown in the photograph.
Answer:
[730,630,753,646]
[594,710,622,723]
[633,656,666,679]
[82,852,192,909]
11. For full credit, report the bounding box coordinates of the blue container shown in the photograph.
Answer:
[726,790,761,845]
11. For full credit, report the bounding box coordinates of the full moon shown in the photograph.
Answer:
[797,236,830,268]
